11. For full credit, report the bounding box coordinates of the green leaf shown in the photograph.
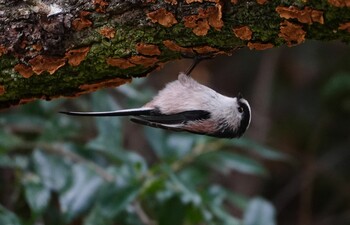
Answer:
[23,179,50,215]
[166,134,195,159]
[0,205,22,225]
[225,139,288,161]
[186,205,211,225]
[178,167,208,188]
[39,116,80,142]
[32,150,71,192]
[158,196,186,225]
[0,155,12,167]
[87,91,123,151]
[322,72,350,100]
[204,186,241,225]
[85,182,141,225]
[168,168,201,206]
[210,206,241,225]
[226,191,249,211]
[0,155,30,170]
[84,211,110,225]
[199,151,267,176]
[0,130,23,152]
[0,113,46,129]
[60,164,103,222]
[99,183,140,217]
[145,175,165,190]
[39,99,65,112]
[144,127,167,159]
[206,185,227,206]
[322,72,350,113]
[243,197,276,225]
[93,147,148,177]
[144,129,195,161]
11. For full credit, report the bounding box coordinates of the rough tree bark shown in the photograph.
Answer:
[0,0,349,109]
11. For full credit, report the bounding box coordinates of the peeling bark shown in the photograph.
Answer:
[0,0,349,109]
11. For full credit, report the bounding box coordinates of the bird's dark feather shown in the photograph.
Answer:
[236,102,251,137]
[130,117,184,132]
[140,110,211,124]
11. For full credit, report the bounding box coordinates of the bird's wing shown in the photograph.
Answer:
[130,110,211,134]
[59,108,154,117]
[134,110,211,124]
[130,117,184,132]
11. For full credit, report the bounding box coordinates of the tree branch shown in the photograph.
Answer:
[0,0,349,109]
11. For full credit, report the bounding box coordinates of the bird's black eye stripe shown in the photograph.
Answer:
[238,106,243,113]
[235,101,251,137]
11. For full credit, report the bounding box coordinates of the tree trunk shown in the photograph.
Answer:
[0,0,349,109]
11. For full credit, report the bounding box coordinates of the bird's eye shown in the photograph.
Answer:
[238,106,243,113]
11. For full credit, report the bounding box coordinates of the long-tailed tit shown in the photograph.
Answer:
[60,71,251,138]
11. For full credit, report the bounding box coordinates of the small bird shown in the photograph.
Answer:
[60,72,251,138]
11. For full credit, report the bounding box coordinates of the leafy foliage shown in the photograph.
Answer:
[0,79,286,225]
[1,41,349,225]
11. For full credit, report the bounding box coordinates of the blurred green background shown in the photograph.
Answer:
[1,41,349,225]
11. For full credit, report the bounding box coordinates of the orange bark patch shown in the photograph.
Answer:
[94,0,109,13]
[183,5,223,36]
[276,6,324,24]
[14,64,34,78]
[19,97,38,105]
[129,55,159,67]
[257,0,268,4]
[99,27,116,39]
[207,4,223,30]
[279,20,306,46]
[231,0,238,3]
[193,46,219,54]
[339,22,350,32]
[0,86,5,95]
[28,55,66,75]
[0,45,8,56]
[311,10,324,24]
[183,15,200,30]
[72,11,92,31]
[162,40,194,54]
[32,44,43,51]
[79,77,131,94]
[193,20,211,36]
[106,58,135,69]
[165,0,178,5]
[108,55,159,69]
[328,0,350,7]
[19,40,27,49]
[147,8,178,27]
[136,43,161,56]
[233,26,253,40]
[247,42,274,50]
[65,47,90,66]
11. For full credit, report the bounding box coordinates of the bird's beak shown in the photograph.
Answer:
[237,92,243,99]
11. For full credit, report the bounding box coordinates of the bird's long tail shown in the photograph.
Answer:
[59,108,154,117]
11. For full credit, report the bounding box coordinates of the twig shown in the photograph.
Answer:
[133,201,156,225]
